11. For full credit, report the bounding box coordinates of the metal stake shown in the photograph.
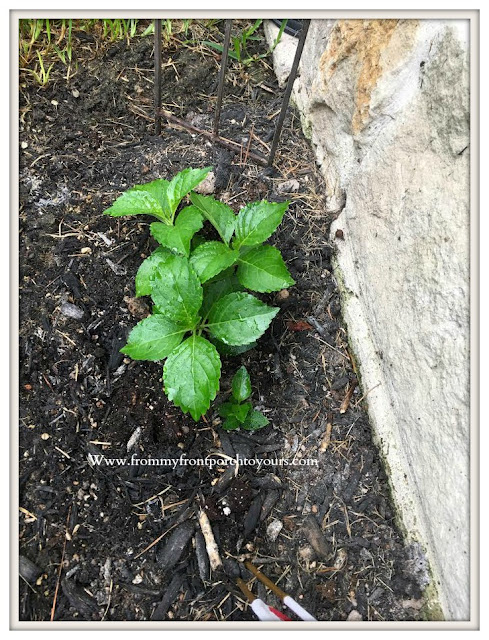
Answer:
[213,19,233,136]
[154,19,162,136]
[267,19,310,166]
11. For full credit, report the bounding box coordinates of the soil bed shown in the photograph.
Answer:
[19,24,427,623]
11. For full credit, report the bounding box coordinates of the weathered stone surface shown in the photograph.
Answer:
[267,19,470,620]
[263,22,298,87]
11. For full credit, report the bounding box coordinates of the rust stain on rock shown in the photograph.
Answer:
[319,20,406,134]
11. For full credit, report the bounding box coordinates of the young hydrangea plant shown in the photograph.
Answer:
[104,167,294,421]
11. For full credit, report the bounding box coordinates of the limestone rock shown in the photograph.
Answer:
[270,18,470,621]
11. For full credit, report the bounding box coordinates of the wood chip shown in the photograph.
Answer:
[198,508,222,572]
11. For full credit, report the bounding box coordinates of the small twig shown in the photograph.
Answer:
[353,382,381,408]
[340,379,358,414]
[158,108,267,165]
[133,522,179,560]
[50,506,72,622]
[197,502,222,572]
[319,415,333,453]
[101,579,113,621]
[132,486,171,507]
[243,124,254,165]
[314,335,350,361]
[20,574,38,594]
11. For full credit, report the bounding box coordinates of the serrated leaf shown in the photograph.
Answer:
[221,415,241,431]
[150,206,203,256]
[121,315,189,361]
[190,241,239,283]
[103,179,171,222]
[233,200,289,248]
[135,247,171,297]
[218,401,236,419]
[237,245,295,293]
[150,253,202,326]
[232,366,252,402]
[165,167,212,219]
[234,402,251,423]
[206,292,279,346]
[200,272,243,319]
[218,400,250,423]
[242,410,269,431]
[189,192,235,244]
[163,335,221,421]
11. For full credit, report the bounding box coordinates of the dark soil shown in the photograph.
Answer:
[18,24,428,623]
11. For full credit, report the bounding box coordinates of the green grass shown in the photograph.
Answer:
[18,18,279,87]
[202,19,286,66]
[19,18,157,87]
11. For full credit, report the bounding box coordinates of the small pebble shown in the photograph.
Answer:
[333,548,348,570]
[60,302,84,320]
[277,179,300,194]
[347,610,362,621]
[193,171,216,195]
[124,296,150,319]
[335,229,344,240]
[72,89,80,98]
[298,545,315,562]
[41,433,50,440]
[402,598,423,610]
[126,426,142,453]
[276,289,289,301]
[21,141,28,149]
[266,519,283,542]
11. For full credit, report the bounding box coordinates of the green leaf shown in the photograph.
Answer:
[205,266,236,285]
[191,234,207,250]
[237,245,295,293]
[104,168,211,223]
[121,315,189,361]
[163,335,221,421]
[218,401,236,419]
[221,415,241,431]
[150,206,203,257]
[200,272,243,319]
[232,366,252,402]
[232,401,251,423]
[203,40,240,61]
[233,200,289,249]
[103,179,171,222]
[206,292,279,346]
[242,409,269,431]
[150,253,202,326]
[209,335,257,356]
[165,167,212,220]
[218,400,250,423]
[135,247,171,297]
[189,192,236,244]
[190,241,238,283]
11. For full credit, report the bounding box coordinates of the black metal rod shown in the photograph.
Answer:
[213,20,233,136]
[267,19,310,167]
[154,19,162,136]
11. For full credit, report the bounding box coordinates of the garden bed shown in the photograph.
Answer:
[19,22,427,623]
